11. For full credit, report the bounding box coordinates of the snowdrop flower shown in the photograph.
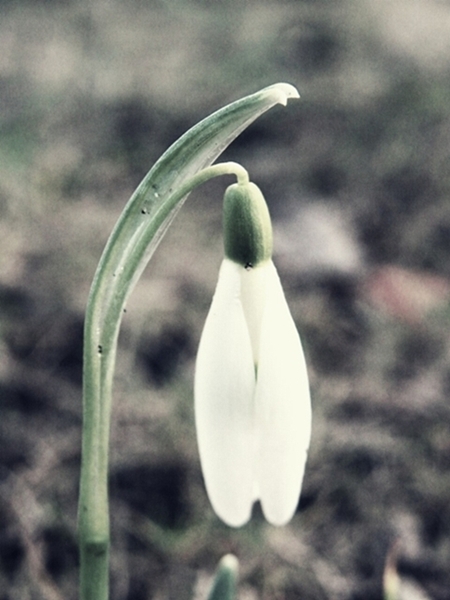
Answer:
[195,181,311,527]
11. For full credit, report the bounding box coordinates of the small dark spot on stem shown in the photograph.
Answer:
[98,345,103,354]
[245,262,253,270]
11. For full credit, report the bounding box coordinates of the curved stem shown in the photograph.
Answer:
[78,162,248,600]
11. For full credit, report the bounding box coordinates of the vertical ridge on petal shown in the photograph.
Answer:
[195,259,256,527]
[254,262,311,526]
[240,263,269,365]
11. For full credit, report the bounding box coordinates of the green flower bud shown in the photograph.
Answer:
[223,182,273,267]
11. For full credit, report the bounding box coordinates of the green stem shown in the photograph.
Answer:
[78,162,248,600]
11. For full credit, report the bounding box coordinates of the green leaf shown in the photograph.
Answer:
[87,82,299,358]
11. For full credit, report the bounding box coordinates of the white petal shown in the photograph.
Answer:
[255,261,311,526]
[240,264,268,364]
[194,259,256,527]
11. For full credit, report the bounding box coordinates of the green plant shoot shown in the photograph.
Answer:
[78,83,300,600]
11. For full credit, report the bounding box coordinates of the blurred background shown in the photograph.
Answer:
[1,0,450,598]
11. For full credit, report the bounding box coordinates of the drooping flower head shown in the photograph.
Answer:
[195,181,311,527]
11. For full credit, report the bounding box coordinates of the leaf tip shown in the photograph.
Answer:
[267,83,300,106]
